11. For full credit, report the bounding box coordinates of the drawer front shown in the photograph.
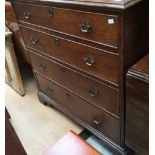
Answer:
[14,2,118,47]
[36,73,120,144]
[21,27,119,84]
[29,51,120,117]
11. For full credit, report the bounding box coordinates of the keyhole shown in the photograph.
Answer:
[66,93,70,97]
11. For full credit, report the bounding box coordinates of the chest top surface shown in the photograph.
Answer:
[13,0,142,9]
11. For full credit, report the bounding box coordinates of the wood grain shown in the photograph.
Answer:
[29,51,120,117]
[21,27,119,84]
[14,2,118,47]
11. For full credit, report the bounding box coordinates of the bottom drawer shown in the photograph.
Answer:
[36,73,120,144]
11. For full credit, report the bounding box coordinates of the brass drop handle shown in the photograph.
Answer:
[39,64,46,71]
[24,12,31,19]
[93,118,102,125]
[31,37,39,44]
[84,56,96,67]
[80,22,92,33]
[48,8,53,17]
[88,88,99,97]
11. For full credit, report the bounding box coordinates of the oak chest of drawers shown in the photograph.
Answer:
[11,0,148,154]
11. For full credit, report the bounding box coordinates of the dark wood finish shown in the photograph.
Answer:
[36,73,120,144]
[125,55,149,155]
[123,0,149,70]
[21,26,119,84]
[18,21,118,53]
[5,109,27,155]
[116,0,148,147]
[10,0,143,10]
[126,76,149,155]
[14,2,118,48]
[129,54,149,81]
[11,0,148,154]
[130,54,148,75]
[29,51,120,117]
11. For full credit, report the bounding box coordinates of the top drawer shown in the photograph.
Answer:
[14,2,118,48]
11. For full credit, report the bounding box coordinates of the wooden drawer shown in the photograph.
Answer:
[29,51,120,117]
[36,73,120,144]
[21,27,119,84]
[14,2,118,47]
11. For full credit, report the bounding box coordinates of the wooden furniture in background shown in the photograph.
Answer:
[5,30,25,96]
[126,54,149,155]
[128,54,149,82]
[11,0,148,154]
[5,60,12,82]
[5,1,30,64]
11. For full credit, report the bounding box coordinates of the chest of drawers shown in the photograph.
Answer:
[11,0,148,154]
